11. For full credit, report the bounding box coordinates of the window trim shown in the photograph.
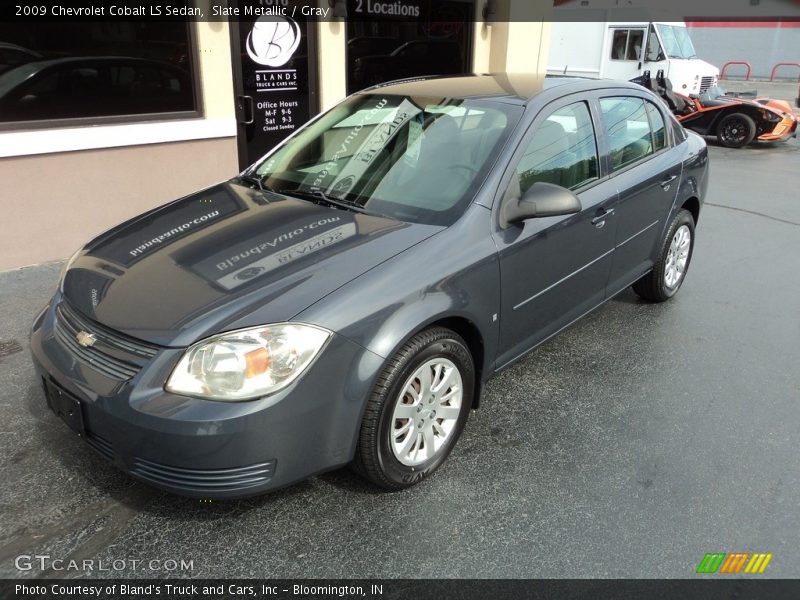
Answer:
[0,117,237,159]
[0,22,203,133]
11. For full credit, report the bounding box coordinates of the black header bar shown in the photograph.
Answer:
[1,0,799,23]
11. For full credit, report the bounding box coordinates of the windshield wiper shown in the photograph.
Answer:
[278,187,371,215]
[238,173,277,194]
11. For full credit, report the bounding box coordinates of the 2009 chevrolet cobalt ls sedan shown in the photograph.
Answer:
[30,74,709,498]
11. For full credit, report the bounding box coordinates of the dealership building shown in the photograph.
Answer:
[0,0,553,271]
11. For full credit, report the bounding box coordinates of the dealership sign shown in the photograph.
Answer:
[234,2,318,166]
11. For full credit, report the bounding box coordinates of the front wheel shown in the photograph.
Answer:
[632,209,695,302]
[351,327,474,490]
[717,112,756,148]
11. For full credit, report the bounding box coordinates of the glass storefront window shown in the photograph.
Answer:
[345,1,474,94]
[0,23,198,125]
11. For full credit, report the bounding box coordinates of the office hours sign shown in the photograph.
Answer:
[232,1,319,167]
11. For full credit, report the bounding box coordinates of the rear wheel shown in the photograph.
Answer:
[352,327,474,490]
[632,209,695,302]
[716,113,756,148]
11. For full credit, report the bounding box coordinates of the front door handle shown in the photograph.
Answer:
[591,208,615,226]
[660,174,678,190]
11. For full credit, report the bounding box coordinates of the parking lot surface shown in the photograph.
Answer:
[0,136,798,579]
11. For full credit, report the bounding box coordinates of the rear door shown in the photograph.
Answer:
[598,94,682,293]
[493,97,618,369]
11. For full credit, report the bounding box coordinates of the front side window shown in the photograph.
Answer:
[645,24,665,62]
[600,97,654,170]
[252,94,522,226]
[514,102,599,195]
[0,23,197,124]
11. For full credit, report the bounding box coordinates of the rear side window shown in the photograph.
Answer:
[600,97,654,171]
[515,101,599,194]
[645,101,667,151]
[672,117,688,143]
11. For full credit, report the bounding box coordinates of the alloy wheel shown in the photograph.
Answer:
[389,358,463,466]
[664,224,691,289]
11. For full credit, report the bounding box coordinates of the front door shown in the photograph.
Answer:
[493,99,618,370]
[229,5,319,169]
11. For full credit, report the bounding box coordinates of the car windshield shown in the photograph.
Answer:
[655,24,698,59]
[251,94,521,226]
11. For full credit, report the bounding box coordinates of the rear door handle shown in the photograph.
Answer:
[660,174,678,190]
[591,208,615,226]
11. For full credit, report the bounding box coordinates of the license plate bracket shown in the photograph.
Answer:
[45,381,85,437]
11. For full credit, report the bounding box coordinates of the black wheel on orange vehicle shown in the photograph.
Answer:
[716,112,756,148]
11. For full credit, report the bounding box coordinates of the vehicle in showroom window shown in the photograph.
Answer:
[30,75,709,498]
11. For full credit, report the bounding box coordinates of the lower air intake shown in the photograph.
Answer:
[131,457,276,493]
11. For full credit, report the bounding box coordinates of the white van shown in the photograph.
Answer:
[548,21,719,96]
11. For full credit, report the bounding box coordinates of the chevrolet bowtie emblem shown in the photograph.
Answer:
[76,331,97,348]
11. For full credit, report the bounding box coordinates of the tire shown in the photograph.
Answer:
[632,209,695,302]
[351,327,474,490]
[716,112,756,148]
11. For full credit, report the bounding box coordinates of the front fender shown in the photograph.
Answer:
[295,205,500,383]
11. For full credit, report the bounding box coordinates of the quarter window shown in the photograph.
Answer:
[515,102,599,195]
[600,97,654,171]
[645,24,665,62]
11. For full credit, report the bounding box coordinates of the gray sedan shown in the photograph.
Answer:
[30,74,709,498]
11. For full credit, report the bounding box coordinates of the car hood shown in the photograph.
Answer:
[61,181,441,347]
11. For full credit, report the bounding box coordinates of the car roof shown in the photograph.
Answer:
[357,73,649,105]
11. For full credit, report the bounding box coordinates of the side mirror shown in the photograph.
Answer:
[504,182,582,225]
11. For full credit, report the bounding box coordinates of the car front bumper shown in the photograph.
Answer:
[30,294,384,499]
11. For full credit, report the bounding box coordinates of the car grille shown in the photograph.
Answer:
[54,301,160,381]
[131,457,276,493]
[700,77,714,92]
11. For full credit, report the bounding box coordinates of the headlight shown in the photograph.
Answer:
[760,109,781,122]
[165,323,330,401]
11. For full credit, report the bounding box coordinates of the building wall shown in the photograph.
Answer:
[688,23,800,80]
[0,138,237,271]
